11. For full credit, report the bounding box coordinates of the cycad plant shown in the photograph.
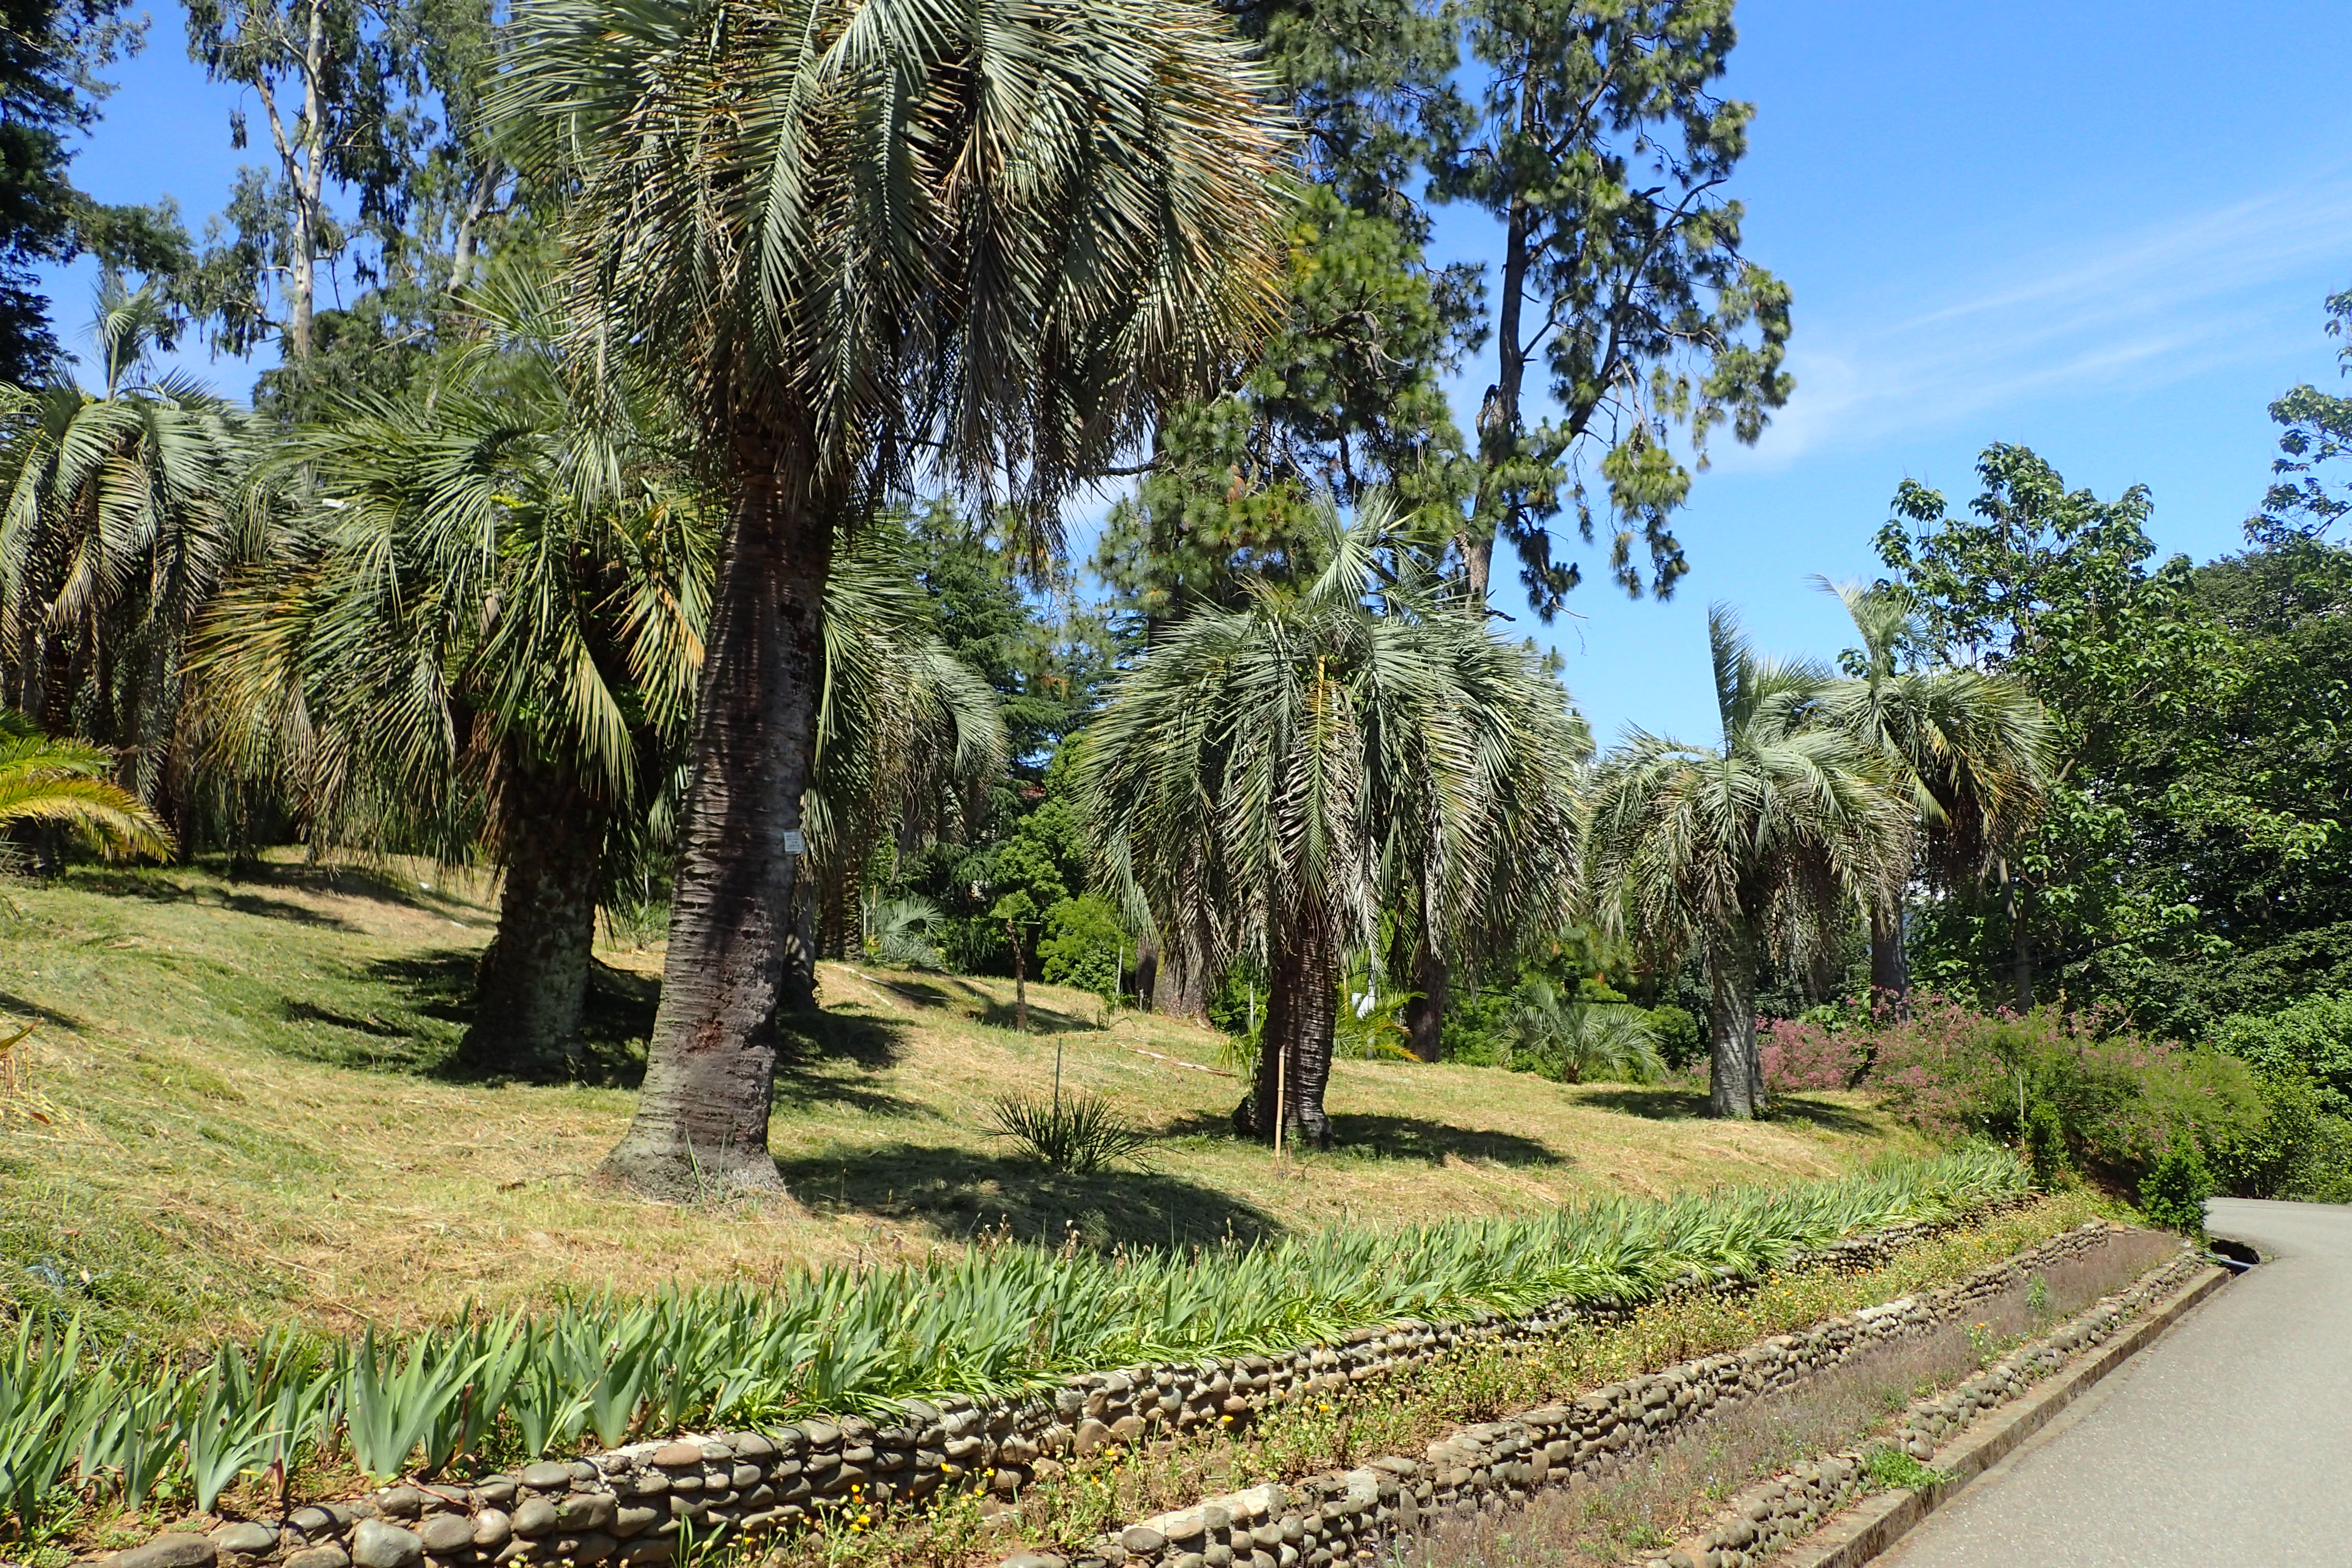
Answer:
[0,279,248,817]
[1082,494,1586,1145]
[1503,978,1663,1085]
[1584,609,1914,1118]
[496,0,1293,1196]
[0,711,175,860]
[1812,580,2051,1013]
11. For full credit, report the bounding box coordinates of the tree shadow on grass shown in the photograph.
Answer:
[1151,1109,1567,1168]
[771,1009,928,1119]
[772,1139,1284,1250]
[60,868,364,931]
[0,990,84,1031]
[1575,1086,1880,1135]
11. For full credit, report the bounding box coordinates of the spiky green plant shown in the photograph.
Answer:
[0,1146,2026,1530]
[987,1091,1154,1172]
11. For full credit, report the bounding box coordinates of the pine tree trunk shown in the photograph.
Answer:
[463,766,602,1075]
[1707,933,1765,1119]
[1868,904,1909,1017]
[599,445,831,1199]
[1009,921,1029,1033]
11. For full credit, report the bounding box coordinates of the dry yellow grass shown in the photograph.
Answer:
[0,855,1930,1344]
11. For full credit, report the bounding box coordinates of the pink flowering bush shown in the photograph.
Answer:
[1760,1015,1867,1092]
[1851,995,2265,1182]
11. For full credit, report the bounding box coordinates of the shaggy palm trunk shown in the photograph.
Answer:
[1247,901,1339,1146]
[1153,913,1214,1019]
[464,766,602,1075]
[1868,904,1909,1018]
[1395,891,1447,1062]
[600,446,832,1199]
[1707,933,1766,1119]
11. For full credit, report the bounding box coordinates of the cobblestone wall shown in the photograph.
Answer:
[92,1198,2042,1568]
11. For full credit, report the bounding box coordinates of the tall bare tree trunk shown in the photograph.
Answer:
[2001,858,2034,1012]
[599,445,831,1199]
[1868,903,1909,1017]
[463,766,602,1076]
[1707,933,1765,1119]
[1464,59,1536,604]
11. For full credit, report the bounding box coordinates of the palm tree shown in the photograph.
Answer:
[0,712,175,860]
[1501,980,1663,1084]
[0,279,248,820]
[1081,494,1585,1145]
[803,528,1007,983]
[495,0,1292,1195]
[1812,581,2052,1013]
[1584,609,1914,1119]
[188,277,710,1076]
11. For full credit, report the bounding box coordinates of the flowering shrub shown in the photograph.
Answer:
[1830,997,2266,1185]
[1760,1015,1867,1092]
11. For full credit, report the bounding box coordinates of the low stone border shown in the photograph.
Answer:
[1765,1260,2229,1568]
[995,1218,2147,1568]
[1642,1244,2216,1568]
[89,1198,2039,1568]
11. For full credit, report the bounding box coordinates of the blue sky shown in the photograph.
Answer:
[44,0,2352,744]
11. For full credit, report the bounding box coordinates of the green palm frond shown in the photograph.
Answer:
[0,713,174,859]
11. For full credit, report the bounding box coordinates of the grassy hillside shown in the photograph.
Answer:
[0,857,1931,1345]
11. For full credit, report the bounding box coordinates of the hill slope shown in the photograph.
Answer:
[0,857,1928,1342]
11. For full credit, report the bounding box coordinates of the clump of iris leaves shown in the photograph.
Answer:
[0,1144,2025,1528]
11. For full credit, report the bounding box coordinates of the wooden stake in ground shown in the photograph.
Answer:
[1273,1030,1287,1163]
[1006,915,1030,1034]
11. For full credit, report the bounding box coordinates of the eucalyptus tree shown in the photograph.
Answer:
[1082,494,1585,1146]
[496,0,1292,1196]
[1583,609,1911,1118]
[1814,580,2051,1013]
[0,278,248,817]
[188,277,709,1075]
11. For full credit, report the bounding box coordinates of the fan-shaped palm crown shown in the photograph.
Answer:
[1584,608,1913,1117]
[1082,492,1587,1143]
[495,0,1294,1195]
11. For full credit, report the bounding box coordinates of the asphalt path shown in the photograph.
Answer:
[1878,1198,2352,1567]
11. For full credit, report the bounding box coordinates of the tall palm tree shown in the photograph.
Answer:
[1082,494,1585,1145]
[0,279,249,820]
[1813,581,2052,1013]
[0,712,175,860]
[495,0,1292,1195]
[188,276,712,1076]
[1583,609,1914,1118]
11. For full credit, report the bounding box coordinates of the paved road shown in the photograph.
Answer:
[1880,1198,2352,1568]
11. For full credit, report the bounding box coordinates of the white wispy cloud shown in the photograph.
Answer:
[1730,180,2352,464]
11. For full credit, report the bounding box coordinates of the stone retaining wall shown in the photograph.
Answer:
[1645,1241,2204,1568]
[1010,1220,2179,1568]
[93,1196,2038,1568]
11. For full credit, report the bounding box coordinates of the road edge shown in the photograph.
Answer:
[1777,1261,2232,1568]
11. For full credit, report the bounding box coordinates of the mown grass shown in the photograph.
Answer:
[0,854,1930,1349]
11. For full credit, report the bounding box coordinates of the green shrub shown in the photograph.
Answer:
[1037,893,1127,1003]
[2023,1096,2069,1188]
[1649,1004,1704,1073]
[2211,994,2352,1119]
[2138,1144,2214,1235]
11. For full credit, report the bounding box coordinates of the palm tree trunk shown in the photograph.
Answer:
[1707,933,1766,1119]
[1251,900,1339,1146]
[1868,903,1909,1017]
[463,766,602,1076]
[599,451,832,1199]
